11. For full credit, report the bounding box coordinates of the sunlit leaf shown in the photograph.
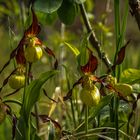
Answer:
[64,42,80,56]
[34,0,63,13]
[120,68,140,84]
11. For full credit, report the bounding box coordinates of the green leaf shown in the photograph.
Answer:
[75,94,113,132]
[0,118,11,140]
[119,0,129,49]
[64,42,80,56]
[15,117,41,140]
[36,11,57,25]
[118,110,128,123]
[57,0,77,25]
[77,46,88,67]
[16,70,58,140]
[120,68,140,84]
[48,123,55,140]
[34,0,63,13]
[23,70,59,122]
[77,32,92,66]
[15,117,27,140]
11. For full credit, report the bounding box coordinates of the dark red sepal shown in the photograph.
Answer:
[15,45,26,65]
[6,107,17,140]
[0,45,20,74]
[43,88,58,103]
[32,113,62,131]
[81,51,98,74]
[63,77,83,101]
[24,8,41,36]
[109,40,130,72]
[42,45,58,69]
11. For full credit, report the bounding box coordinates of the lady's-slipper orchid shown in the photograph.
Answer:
[0,8,58,93]
[63,50,99,101]
[0,8,57,75]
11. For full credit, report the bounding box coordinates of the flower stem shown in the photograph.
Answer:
[85,105,88,140]
[70,99,77,128]
[34,103,40,132]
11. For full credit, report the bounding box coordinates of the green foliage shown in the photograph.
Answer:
[16,70,58,139]
[36,11,57,25]
[0,118,11,140]
[75,94,113,132]
[34,0,63,13]
[57,0,77,25]
[77,33,91,66]
[16,117,41,140]
[23,70,58,122]
[120,68,140,84]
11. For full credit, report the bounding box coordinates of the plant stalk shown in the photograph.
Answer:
[85,105,88,140]
[113,0,121,139]
[79,3,112,69]
[114,96,119,140]
[22,62,28,104]
[64,65,77,128]
[28,63,40,132]
[70,99,77,128]
[25,123,30,140]
[34,103,40,132]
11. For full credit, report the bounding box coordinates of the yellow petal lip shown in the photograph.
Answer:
[80,85,100,107]
[114,83,133,97]
[8,74,25,89]
[24,45,43,63]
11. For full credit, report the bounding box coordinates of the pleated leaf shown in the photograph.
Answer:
[22,70,59,123]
